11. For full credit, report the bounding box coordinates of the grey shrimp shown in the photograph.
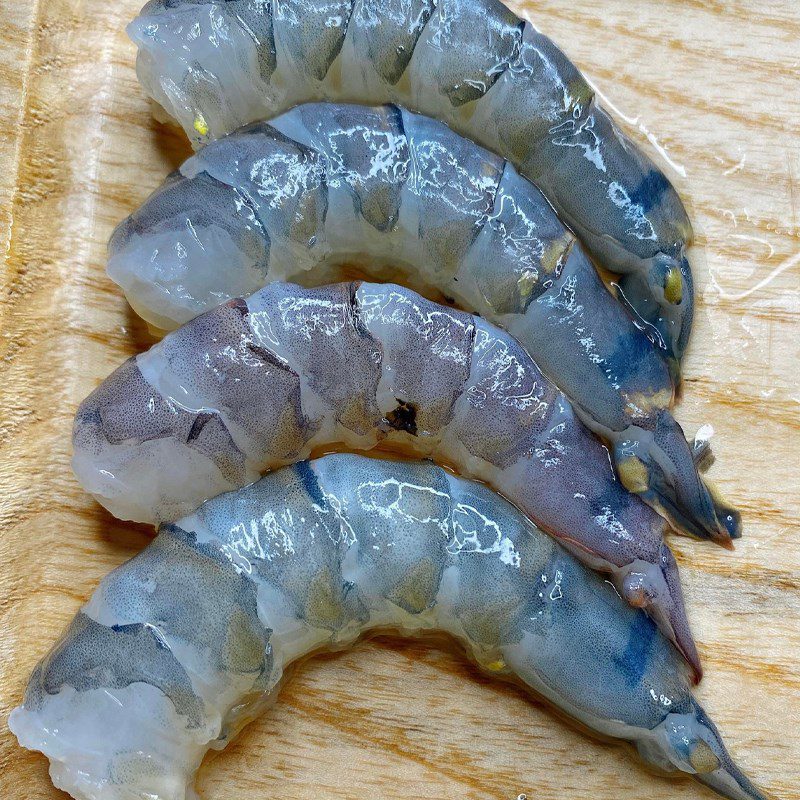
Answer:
[11,455,770,800]
[72,280,700,676]
[108,102,739,545]
[128,0,696,367]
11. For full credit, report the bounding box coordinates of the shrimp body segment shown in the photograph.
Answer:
[11,456,768,800]
[129,0,695,365]
[108,102,739,545]
[72,280,699,675]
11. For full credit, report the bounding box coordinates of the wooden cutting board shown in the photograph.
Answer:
[0,1,797,798]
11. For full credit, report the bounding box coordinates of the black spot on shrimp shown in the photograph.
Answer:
[384,399,418,436]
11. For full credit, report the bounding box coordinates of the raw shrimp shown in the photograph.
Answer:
[72,280,700,676]
[10,455,768,800]
[109,102,739,545]
[128,0,696,366]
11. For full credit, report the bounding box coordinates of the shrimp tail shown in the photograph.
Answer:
[640,699,776,800]
[619,544,702,684]
[617,253,695,373]
[698,760,777,800]
[613,410,741,546]
[658,544,702,684]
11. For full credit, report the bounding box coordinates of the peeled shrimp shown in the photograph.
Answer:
[11,455,768,800]
[72,280,700,676]
[129,0,696,366]
[109,102,739,545]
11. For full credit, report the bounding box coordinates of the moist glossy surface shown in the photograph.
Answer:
[72,280,702,675]
[108,101,739,545]
[128,0,695,364]
[10,455,766,800]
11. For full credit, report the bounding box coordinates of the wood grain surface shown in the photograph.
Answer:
[0,1,798,798]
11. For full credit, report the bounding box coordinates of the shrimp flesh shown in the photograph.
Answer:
[108,102,739,545]
[11,455,768,800]
[128,0,696,366]
[72,280,700,676]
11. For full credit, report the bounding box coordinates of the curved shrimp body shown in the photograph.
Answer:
[108,102,739,545]
[11,455,766,800]
[72,280,700,676]
[128,0,695,366]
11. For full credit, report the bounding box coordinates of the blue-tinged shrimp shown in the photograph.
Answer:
[127,0,696,367]
[108,102,739,545]
[11,455,770,800]
[71,280,700,676]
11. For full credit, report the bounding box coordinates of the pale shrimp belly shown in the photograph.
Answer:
[127,0,695,368]
[10,455,767,800]
[108,102,739,546]
[71,280,699,676]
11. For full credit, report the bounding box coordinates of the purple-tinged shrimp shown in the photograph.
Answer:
[108,102,739,545]
[72,280,701,678]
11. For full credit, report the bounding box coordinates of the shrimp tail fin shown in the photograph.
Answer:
[697,764,778,800]
[691,701,777,800]
[657,544,702,684]
[638,700,775,800]
[613,410,741,547]
[619,544,702,683]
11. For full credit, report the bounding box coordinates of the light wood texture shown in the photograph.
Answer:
[0,1,797,798]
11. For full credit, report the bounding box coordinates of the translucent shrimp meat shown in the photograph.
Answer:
[11,455,769,800]
[108,102,739,545]
[72,280,700,676]
[128,0,696,367]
